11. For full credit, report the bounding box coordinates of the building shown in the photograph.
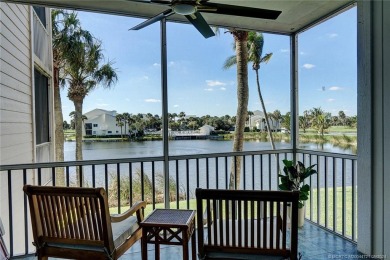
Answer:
[199,125,214,135]
[83,108,122,136]
[0,2,54,255]
[247,110,281,131]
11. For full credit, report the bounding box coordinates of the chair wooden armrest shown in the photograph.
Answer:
[111,201,147,223]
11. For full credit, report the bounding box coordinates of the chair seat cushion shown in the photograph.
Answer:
[112,215,139,248]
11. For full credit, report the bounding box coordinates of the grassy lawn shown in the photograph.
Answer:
[306,186,356,238]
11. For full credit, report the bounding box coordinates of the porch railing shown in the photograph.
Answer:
[0,149,357,257]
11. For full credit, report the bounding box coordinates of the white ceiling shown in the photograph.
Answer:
[3,0,355,35]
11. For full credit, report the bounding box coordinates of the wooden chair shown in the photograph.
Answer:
[196,188,299,260]
[23,185,146,260]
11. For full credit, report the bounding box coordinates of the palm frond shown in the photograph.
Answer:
[223,55,237,70]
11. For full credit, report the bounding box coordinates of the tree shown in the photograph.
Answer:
[310,108,331,135]
[122,112,131,135]
[281,112,291,130]
[338,110,346,126]
[299,110,310,133]
[63,17,118,166]
[247,32,275,148]
[223,30,249,189]
[115,114,124,138]
[52,10,88,185]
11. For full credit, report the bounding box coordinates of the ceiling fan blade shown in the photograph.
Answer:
[129,9,174,30]
[200,2,281,20]
[185,12,215,38]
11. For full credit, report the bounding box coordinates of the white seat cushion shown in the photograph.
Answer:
[112,216,139,248]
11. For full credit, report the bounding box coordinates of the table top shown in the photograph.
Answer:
[141,209,196,227]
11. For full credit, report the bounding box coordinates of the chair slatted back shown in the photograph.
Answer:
[24,186,114,251]
[196,189,299,260]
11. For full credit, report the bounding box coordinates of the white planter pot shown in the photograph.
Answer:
[298,205,305,228]
[287,205,306,228]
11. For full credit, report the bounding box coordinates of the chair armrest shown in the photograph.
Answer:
[111,201,146,223]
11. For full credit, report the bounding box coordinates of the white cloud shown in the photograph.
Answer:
[168,61,175,67]
[220,87,226,91]
[280,49,289,53]
[329,86,342,91]
[144,99,161,103]
[327,98,335,102]
[300,51,307,55]
[142,75,149,80]
[206,80,226,87]
[303,63,315,69]
[204,88,213,91]
[153,63,160,67]
[174,104,179,108]
[327,33,338,38]
[97,103,109,107]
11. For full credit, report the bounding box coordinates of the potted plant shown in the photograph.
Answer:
[278,159,317,227]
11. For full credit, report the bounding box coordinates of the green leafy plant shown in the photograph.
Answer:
[278,159,317,208]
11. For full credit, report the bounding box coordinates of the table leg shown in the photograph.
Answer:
[191,230,196,260]
[183,230,189,260]
[142,228,148,260]
[155,242,160,260]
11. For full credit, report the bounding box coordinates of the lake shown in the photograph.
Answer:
[63,140,355,191]
[64,139,354,161]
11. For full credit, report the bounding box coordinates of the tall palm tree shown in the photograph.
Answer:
[52,10,90,184]
[224,33,275,150]
[222,29,249,189]
[63,21,118,164]
[248,32,275,149]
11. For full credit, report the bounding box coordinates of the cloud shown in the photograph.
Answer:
[280,49,289,53]
[204,88,213,91]
[303,63,315,69]
[144,99,161,103]
[142,75,149,80]
[329,86,342,91]
[153,63,160,67]
[220,87,226,91]
[206,80,226,87]
[327,33,338,38]
[168,61,175,67]
[97,103,109,107]
[300,51,307,55]
[173,104,179,108]
[327,98,335,102]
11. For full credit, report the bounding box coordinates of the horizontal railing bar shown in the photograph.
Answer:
[0,156,165,171]
[168,149,293,161]
[297,149,357,160]
[0,149,294,171]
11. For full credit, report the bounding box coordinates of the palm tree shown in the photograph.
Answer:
[222,29,249,189]
[115,114,124,138]
[310,108,331,135]
[247,32,275,149]
[63,19,118,164]
[122,112,131,135]
[52,10,90,184]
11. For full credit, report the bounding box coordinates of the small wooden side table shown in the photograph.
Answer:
[140,209,196,260]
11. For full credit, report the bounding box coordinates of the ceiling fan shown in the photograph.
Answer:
[129,0,282,38]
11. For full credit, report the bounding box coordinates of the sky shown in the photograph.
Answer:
[60,7,357,122]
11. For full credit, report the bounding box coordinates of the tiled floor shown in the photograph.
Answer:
[121,222,359,260]
[17,222,359,260]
